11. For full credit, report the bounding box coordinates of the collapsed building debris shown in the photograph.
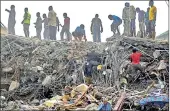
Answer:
[1,34,169,110]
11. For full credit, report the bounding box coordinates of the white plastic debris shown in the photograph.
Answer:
[9,81,20,91]
[158,60,167,70]
[153,50,160,59]
[42,75,52,86]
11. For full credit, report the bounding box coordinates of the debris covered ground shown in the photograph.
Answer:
[1,34,169,111]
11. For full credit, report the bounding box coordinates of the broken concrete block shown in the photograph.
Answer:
[31,67,37,72]
[158,60,167,70]
[153,50,160,59]
[9,81,20,91]
[0,96,5,100]
[36,66,43,71]
[31,99,39,105]
[42,75,52,86]
[2,67,13,73]
[53,70,57,73]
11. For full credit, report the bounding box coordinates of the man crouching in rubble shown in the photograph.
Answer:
[108,14,122,36]
[130,48,144,78]
[72,24,87,42]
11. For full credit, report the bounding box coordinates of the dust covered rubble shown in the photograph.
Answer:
[0,34,169,110]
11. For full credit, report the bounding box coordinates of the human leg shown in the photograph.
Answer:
[151,20,156,40]
[60,27,65,41]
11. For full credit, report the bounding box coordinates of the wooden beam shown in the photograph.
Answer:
[113,92,126,111]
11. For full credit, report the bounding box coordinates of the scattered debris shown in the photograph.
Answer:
[0,35,169,110]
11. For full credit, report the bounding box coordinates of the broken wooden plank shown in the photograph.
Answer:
[113,92,126,111]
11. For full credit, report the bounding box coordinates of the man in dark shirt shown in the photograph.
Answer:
[136,8,145,38]
[60,13,71,41]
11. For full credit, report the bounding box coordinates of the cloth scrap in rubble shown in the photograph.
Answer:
[139,95,169,108]
[98,102,112,111]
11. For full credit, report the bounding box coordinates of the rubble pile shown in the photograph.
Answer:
[0,34,169,111]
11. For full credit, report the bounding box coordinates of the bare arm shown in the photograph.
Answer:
[154,11,157,21]
[5,9,10,13]
[100,19,103,33]
[48,12,52,21]
[90,19,93,33]
[56,17,60,31]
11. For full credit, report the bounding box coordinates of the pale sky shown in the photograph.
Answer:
[1,1,169,42]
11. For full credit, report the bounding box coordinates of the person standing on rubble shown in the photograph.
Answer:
[90,14,103,42]
[122,2,131,36]
[130,48,144,76]
[21,8,31,37]
[34,12,42,39]
[48,6,57,40]
[129,5,136,37]
[42,14,49,40]
[149,0,157,40]
[136,8,145,38]
[5,5,16,35]
[145,7,150,37]
[60,13,71,41]
[108,14,122,36]
[72,24,87,42]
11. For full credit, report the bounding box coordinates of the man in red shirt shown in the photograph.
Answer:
[60,13,71,41]
[130,48,144,75]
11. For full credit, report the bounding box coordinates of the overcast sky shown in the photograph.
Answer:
[1,1,168,42]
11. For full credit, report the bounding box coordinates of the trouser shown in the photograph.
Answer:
[49,26,57,40]
[8,21,16,35]
[123,20,131,36]
[23,23,30,37]
[72,31,83,41]
[36,28,42,39]
[139,22,145,38]
[111,20,122,35]
[130,19,136,37]
[60,27,71,41]
[92,27,101,42]
[130,64,144,75]
[43,28,49,40]
[149,20,156,40]
[145,21,150,36]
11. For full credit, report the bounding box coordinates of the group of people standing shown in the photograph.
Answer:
[5,0,157,42]
[121,0,157,39]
